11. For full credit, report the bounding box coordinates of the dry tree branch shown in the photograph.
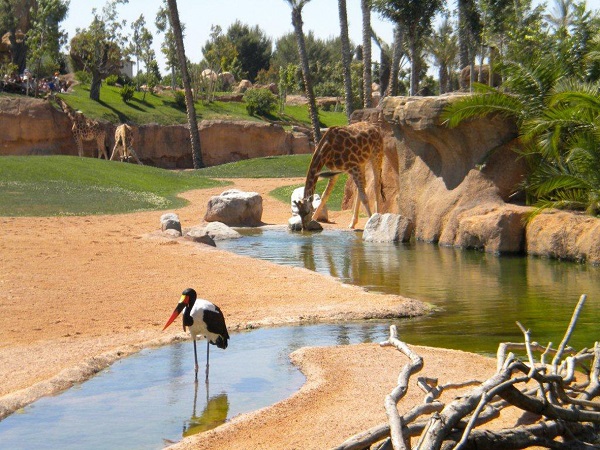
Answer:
[552,294,587,373]
[380,325,424,450]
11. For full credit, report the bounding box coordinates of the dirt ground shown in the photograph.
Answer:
[0,177,506,448]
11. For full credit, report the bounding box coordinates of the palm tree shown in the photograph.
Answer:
[361,0,372,107]
[165,0,203,168]
[285,0,321,143]
[386,24,405,97]
[373,0,443,96]
[338,0,354,121]
[427,17,458,94]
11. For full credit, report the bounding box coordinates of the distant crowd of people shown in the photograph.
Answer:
[1,69,68,96]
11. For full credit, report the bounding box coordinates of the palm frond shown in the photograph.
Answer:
[441,91,525,128]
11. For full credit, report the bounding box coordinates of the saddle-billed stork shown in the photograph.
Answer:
[163,288,229,383]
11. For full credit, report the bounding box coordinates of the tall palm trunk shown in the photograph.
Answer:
[387,24,403,96]
[166,0,204,168]
[338,0,354,121]
[361,0,372,108]
[290,2,321,143]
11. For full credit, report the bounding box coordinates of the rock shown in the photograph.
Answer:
[363,213,413,243]
[162,228,182,239]
[454,205,528,254]
[288,215,323,232]
[203,222,242,240]
[204,190,263,227]
[184,228,216,247]
[234,79,252,93]
[460,64,502,90]
[0,99,313,167]
[526,212,600,264]
[290,187,328,222]
[160,212,182,234]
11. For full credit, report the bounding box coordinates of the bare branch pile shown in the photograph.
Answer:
[334,294,600,450]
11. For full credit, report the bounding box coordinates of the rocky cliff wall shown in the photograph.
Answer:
[0,97,312,166]
[347,96,600,263]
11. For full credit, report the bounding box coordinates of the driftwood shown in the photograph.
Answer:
[334,294,600,450]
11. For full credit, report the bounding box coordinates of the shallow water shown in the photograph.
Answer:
[218,228,600,354]
[0,323,390,450]
[2,228,598,449]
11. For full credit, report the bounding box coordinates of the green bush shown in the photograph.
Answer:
[120,84,135,103]
[105,74,119,86]
[74,70,91,85]
[243,88,277,116]
[173,90,186,109]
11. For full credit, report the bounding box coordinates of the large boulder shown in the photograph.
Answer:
[160,212,182,235]
[363,213,413,243]
[526,212,600,264]
[290,186,328,222]
[204,190,263,226]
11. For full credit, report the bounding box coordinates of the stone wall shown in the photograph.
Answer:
[346,95,600,263]
[0,97,312,166]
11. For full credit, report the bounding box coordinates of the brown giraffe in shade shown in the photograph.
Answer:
[110,124,143,164]
[57,97,107,159]
[295,121,385,230]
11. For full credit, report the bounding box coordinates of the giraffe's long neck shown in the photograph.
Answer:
[303,148,325,199]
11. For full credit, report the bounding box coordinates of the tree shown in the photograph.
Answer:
[386,24,405,96]
[69,0,128,101]
[338,0,354,121]
[226,21,272,82]
[284,0,321,143]
[0,0,36,74]
[427,16,458,94]
[129,14,153,91]
[373,0,443,96]
[155,1,180,91]
[165,0,203,169]
[27,0,69,96]
[361,0,372,107]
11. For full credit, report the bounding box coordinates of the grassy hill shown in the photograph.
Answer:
[0,155,347,216]
[57,84,348,129]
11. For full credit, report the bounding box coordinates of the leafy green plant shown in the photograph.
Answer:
[106,74,119,86]
[243,88,277,116]
[120,84,135,103]
[74,70,91,85]
[173,90,186,110]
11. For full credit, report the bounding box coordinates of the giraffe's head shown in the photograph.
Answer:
[293,196,314,231]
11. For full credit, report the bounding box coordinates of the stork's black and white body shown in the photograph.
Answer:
[163,288,229,383]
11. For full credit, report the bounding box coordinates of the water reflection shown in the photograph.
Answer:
[183,385,229,437]
[219,229,600,354]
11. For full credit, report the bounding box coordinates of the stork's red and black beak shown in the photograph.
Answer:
[162,293,189,331]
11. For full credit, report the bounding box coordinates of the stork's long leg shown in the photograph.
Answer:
[193,338,199,382]
[205,340,210,384]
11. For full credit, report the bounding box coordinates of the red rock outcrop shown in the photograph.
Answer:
[0,97,312,166]
[346,95,600,263]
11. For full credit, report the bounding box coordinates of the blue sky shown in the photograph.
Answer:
[62,0,600,75]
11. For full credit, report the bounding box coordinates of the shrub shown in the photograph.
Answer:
[105,74,119,86]
[120,84,135,103]
[74,70,91,85]
[173,90,186,109]
[243,88,277,116]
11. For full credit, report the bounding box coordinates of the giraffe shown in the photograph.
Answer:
[56,98,107,159]
[110,124,143,165]
[295,121,385,230]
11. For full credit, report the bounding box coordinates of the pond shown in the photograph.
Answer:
[1,227,598,449]
[0,323,390,450]
[218,228,600,355]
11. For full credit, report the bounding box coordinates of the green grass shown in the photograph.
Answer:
[0,156,228,216]
[0,155,348,216]
[197,154,348,211]
[56,84,348,129]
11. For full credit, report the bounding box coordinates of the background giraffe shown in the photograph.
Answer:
[296,121,385,230]
[110,124,143,165]
[56,98,107,159]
